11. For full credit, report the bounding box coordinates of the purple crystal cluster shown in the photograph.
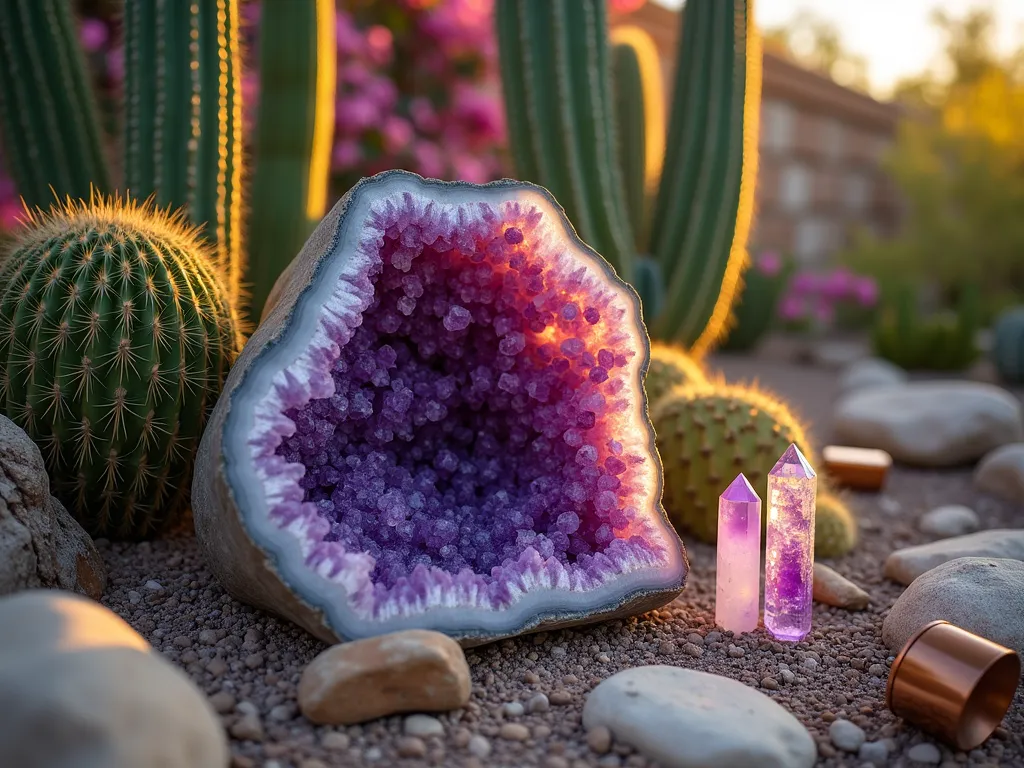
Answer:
[246,186,674,621]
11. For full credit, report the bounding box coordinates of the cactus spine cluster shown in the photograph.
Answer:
[0,0,112,208]
[992,306,1024,384]
[0,195,242,538]
[496,0,761,355]
[815,491,858,558]
[248,0,336,322]
[651,380,856,557]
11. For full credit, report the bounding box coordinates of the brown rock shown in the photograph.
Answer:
[298,629,471,725]
[812,562,869,610]
[0,416,106,599]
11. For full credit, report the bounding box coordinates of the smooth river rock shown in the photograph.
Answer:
[0,590,227,768]
[884,529,1024,585]
[0,416,105,599]
[833,382,1023,467]
[582,666,816,768]
[917,505,980,538]
[838,358,908,395]
[298,629,471,724]
[882,557,1024,657]
[974,443,1024,503]
[813,562,869,610]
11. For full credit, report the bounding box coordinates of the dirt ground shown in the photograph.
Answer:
[95,345,1024,768]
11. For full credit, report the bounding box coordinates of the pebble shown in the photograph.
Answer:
[838,358,908,395]
[230,713,264,742]
[321,731,350,750]
[144,580,163,591]
[528,693,550,713]
[499,723,531,741]
[829,719,866,752]
[468,734,492,758]
[884,530,1024,585]
[549,690,573,705]
[297,629,470,724]
[801,657,818,671]
[813,562,870,610]
[858,740,890,764]
[883,557,1024,656]
[684,643,703,658]
[918,505,980,538]
[907,742,942,764]
[404,714,445,738]
[209,691,236,714]
[396,736,427,758]
[833,381,1023,466]
[503,701,525,717]
[974,443,1024,502]
[588,726,612,754]
[582,666,816,768]
[0,590,228,767]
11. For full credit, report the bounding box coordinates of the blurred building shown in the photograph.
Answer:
[610,2,904,267]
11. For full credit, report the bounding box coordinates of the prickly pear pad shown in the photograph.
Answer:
[194,171,686,644]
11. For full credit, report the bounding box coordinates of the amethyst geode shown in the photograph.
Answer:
[193,171,687,645]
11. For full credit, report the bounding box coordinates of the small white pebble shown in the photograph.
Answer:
[587,726,612,755]
[404,714,444,738]
[527,693,550,713]
[550,645,567,657]
[907,743,941,764]
[468,735,492,758]
[127,591,141,605]
[801,657,818,671]
[829,719,866,752]
[321,731,349,750]
[503,701,525,717]
[364,747,382,761]
[858,740,890,765]
[143,580,162,591]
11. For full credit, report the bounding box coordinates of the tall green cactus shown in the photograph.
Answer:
[0,0,333,323]
[248,0,336,324]
[0,0,111,208]
[497,0,635,281]
[124,0,245,304]
[496,0,761,357]
[611,41,646,253]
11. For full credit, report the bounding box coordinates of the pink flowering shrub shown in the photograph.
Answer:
[778,266,879,334]
[327,0,507,195]
[0,0,507,237]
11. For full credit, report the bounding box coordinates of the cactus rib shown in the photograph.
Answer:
[496,0,635,280]
[0,0,111,208]
[651,0,760,354]
[248,0,336,324]
[124,0,244,304]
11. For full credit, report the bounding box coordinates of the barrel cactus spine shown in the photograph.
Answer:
[0,193,242,538]
[815,491,857,558]
[496,0,761,355]
[992,306,1024,385]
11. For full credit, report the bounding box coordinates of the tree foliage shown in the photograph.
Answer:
[841,8,1024,322]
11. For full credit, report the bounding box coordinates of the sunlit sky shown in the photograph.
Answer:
[654,0,1024,98]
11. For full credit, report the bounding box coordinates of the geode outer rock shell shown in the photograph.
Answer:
[193,171,687,646]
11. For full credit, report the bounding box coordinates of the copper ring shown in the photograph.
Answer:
[886,620,1021,751]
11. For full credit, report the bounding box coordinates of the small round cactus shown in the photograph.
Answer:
[815,491,857,558]
[652,381,814,543]
[645,342,707,408]
[0,194,242,538]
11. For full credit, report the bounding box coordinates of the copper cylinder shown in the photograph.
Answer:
[886,620,1021,751]
[822,445,891,491]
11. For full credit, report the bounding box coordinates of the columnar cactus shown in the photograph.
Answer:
[0,0,112,207]
[0,195,242,538]
[193,171,687,645]
[496,0,761,354]
[248,0,337,323]
[124,0,245,302]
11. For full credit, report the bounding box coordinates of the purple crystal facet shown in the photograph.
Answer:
[715,474,761,634]
[244,184,677,623]
[764,444,817,642]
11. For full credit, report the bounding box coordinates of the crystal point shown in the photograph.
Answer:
[721,472,759,503]
[764,445,817,642]
[715,473,762,634]
[769,443,816,479]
